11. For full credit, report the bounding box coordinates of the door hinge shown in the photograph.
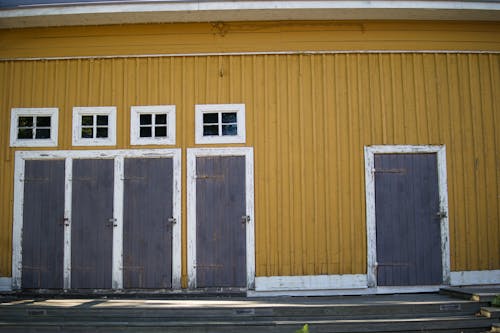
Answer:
[241,215,251,224]
[436,211,448,219]
[168,217,177,225]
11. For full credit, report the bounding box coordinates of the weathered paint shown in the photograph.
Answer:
[0,23,499,286]
[0,21,500,59]
[71,159,114,289]
[123,157,174,289]
[195,156,246,288]
[375,153,442,286]
[22,159,65,289]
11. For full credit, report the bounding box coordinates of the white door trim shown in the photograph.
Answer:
[364,145,450,288]
[12,149,182,290]
[187,147,255,290]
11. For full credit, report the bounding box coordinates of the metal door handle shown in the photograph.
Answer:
[107,218,117,227]
[241,215,251,224]
[436,211,447,219]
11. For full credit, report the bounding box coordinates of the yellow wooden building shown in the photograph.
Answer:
[0,0,498,294]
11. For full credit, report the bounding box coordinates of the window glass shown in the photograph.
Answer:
[35,128,51,139]
[18,128,33,139]
[140,127,152,138]
[140,114,152,125]
[155,126,167,137]
[36,116,51,127]
[155,114,167,125]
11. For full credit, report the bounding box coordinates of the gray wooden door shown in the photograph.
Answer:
[71,159,114,289]
[22,160,65,289]
[375,153,442,286]
[123,158,173,289]
[196,156,246,288]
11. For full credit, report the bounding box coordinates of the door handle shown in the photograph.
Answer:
[168,217,177,225]
[436,211,447,219]
[241,215,251,224]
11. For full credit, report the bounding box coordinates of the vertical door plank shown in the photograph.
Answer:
[123,158,173,289]
[71,159,114,289]
[196,156,246,288]
[375,153,442,286]
[22,160,65,289]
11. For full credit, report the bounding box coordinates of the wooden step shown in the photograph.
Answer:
[0,315,496,333]
[440,287,500,303]
[482,307,500,319]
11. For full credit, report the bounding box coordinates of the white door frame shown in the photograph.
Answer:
[364,145,450,288]
[187,147,255,290]
[12,149,182,290]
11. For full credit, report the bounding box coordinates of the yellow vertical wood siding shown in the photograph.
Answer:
[0,52,499,280]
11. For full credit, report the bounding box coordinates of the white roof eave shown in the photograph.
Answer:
[1,1,499,28]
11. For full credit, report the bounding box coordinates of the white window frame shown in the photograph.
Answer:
[130,105,176,145]
[195,104,246,144]
[10,108,59,147]
[72,107,116,146]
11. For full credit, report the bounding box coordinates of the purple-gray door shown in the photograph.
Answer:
[196,156,246,288]
[375,153,442,286]
[22,160,65,289]
[71,159,114,289]
[123,157,173,289]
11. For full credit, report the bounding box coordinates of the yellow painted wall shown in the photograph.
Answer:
[0,21,499,283]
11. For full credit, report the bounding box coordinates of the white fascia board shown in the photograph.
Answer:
[1,1,500,28]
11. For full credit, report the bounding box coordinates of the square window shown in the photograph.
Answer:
[10,108,59,147]
[131,106,176,145]
[72,107,116,146]
[195,104,245,144]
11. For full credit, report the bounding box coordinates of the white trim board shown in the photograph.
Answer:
[187,147,255,290]
[450,270,500,286]
[12,149,182,290]
[255,274,367,291]
[1,1,499,28]
[364,145,450,288]
[3,50,500,62]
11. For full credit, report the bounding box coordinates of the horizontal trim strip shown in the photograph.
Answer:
[2,49,500,62]
[0,278,12,291]
[255,274,368,291]
[1,1,499,28]
[450,270,500,286]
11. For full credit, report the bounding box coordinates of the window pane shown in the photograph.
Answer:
[155,114,167,124]
[140,114,152,125]
[96,115,108,126]
[35,128,51,139]
[140,127,152,137]
[203,113,218,124]
[203,125,219,136]
[222,112,237,123]
[155,126,167,137]
[81,127,93,138]
[222,124,238,136]
[18,116,33,127]
[96,127,108,138]
[82,115,93,126]
[18,128,33,139]
[36,116,51,127]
